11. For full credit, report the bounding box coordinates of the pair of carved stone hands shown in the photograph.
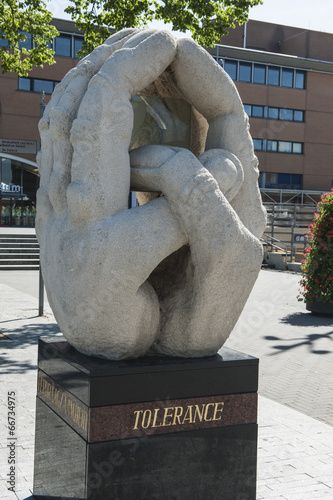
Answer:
[36,29,266,360]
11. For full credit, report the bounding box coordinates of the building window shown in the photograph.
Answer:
[293,110,304,122]
[295,71,305,89]
[74,36,83,58]
[0,29,84,60]
[253,64,266,84]
[223,58,306,89]
[252,105,264,118]
[245,104,304,122]
[33,79,55,94]
[268,66,280,86]
[239,62,252,82]
[281,68,294,88]
[253,139,303,154]
[253,139,264,151]
[18,31,32,51]
[2,29,85,59]
[18,77,31,92]
[224,60,237,80]
[292,142,303,154]
[18,77,60,94]
[267,140,278,152]
[279,108,293,121]
[268,107,279,120]
[260,173,302,190]
[0,36,8,48]
[55,34,72,57]
[278,141,292,153]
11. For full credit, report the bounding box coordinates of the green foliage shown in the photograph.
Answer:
[298,189,333,304]
[66,0,263,55]
[0,0,58,76]
[0,0,262,74]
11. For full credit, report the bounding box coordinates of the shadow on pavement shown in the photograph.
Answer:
[263,330,333,356]
[280,311,333,327]
[0,315,40,324]
[0,323,61,374]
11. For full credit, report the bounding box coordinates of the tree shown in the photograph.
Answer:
[65,0,263,55]
[0,0,262,75]
[0,0,58,76]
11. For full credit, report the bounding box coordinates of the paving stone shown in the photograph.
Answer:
[0,269,333,499]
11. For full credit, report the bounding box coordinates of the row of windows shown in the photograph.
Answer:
[259,172,302,190]
[53,34,83,58]
[245,104,304,122]
[253,139,303,154]
[18,77,60,95]
[0,31,84,58]
[217,58,306,89]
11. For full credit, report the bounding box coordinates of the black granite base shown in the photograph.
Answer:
[33,336,259,500]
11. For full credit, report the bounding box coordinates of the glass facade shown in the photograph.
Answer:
[0,28,84,59]
[54,34,84,58]
[253,139,303,154]
[55,35,72,57]
[245,104,304,122]
[221,58,306,89]
[18,77,60,94]
[0,155,39,226]
[259,172,302,190]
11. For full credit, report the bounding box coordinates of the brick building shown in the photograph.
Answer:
[206,20,333,195]
[0,19,83,226]
[1,18,333,226]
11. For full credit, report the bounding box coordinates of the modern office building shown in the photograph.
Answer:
[1,18,333,225]
[206,19,333,197]
[0,19,84,226]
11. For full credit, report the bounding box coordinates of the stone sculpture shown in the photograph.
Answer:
[36,29,266,360]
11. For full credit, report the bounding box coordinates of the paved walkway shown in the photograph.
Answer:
[225,269,333,427]
[0,269,332,499]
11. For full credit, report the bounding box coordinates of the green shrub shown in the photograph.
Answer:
[298,189,333,304]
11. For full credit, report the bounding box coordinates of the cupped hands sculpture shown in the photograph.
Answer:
[36,29,266,360]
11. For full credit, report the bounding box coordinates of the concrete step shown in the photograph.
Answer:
[0,253,40,261]
[0,257,40,265]
[295,251,305,263]
[0,239,38,245]
[0,234,40,269]
[0,243,39,252]
[0,245,39,254]
[0,264,40,270]
[0,233,37,238]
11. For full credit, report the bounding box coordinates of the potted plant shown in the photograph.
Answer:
[298,188,333,315]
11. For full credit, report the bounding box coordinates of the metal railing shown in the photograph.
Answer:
[262,203,314,262]
[260,188,325,205]
[261,233,297,262]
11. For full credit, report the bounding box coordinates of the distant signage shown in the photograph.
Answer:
[0,182,22,194]
[294,234,306,243]
[0,139,37,155]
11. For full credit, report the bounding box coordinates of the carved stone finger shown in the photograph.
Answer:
[37,29,140,217]
[67,30,177,225]
[172,38,266,238]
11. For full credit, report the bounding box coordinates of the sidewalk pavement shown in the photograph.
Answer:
[0,269,332,499]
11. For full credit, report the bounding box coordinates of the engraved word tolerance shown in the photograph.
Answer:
[133,402,224,430]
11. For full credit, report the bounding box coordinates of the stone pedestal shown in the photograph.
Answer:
[33,336,258,500]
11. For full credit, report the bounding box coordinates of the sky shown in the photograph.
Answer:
[49,0,333,35]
